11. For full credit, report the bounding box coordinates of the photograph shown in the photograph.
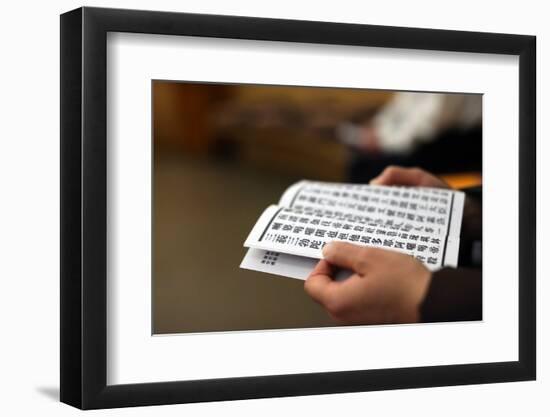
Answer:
[1,0,546,414]
[152,81,483,334]
[57,5,537,409]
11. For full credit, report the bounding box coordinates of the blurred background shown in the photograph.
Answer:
[152,80,482,334]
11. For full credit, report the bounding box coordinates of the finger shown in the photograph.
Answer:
[307,266,379,321]
[305,260,359,316]
[309,258,333,278]
[304,260,335,305]
[305,260,363,304]
[370,166,423,186]
[322,242,371,273]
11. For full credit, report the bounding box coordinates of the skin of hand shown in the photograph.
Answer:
[369,165,449,188]
[359,125,381,154]
[304,242,432,325]
[303,166,446,325]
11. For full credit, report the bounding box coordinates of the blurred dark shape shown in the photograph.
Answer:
[348,125,482,182]
[340,92,482,182]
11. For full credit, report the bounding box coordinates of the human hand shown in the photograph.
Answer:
[304,242,432,325]
[360,125,381,154]
[370,166,449,189]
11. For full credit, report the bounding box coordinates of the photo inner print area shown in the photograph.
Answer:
[152,80,482,333]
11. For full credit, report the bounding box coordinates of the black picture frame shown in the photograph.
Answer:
[60,6,536,409]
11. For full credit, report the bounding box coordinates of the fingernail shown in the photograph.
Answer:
[322,242,334,257]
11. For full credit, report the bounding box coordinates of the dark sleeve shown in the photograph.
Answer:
[460,186,482,242]
[420,267,482,323]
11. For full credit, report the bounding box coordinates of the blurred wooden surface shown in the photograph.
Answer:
[441,172,482,189]
[153,82,231,153]
[153,81,391,180]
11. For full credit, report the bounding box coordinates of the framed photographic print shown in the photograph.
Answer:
[60,6,536,409]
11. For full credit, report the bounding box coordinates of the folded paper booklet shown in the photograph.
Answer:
[240,180,465,280]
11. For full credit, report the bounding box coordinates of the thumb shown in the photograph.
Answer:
[322,242,370,273]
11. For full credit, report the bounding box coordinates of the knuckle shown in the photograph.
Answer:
[353,257,369,272]
[304,277,319,296]
[328,312,347,324]
[355,246,374,265]
[303,278,313,292]
[325,298,350,317]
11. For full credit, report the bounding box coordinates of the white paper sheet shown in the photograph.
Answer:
[241,181,465,278]
[240,248,318,280]
[240,248,354,281]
